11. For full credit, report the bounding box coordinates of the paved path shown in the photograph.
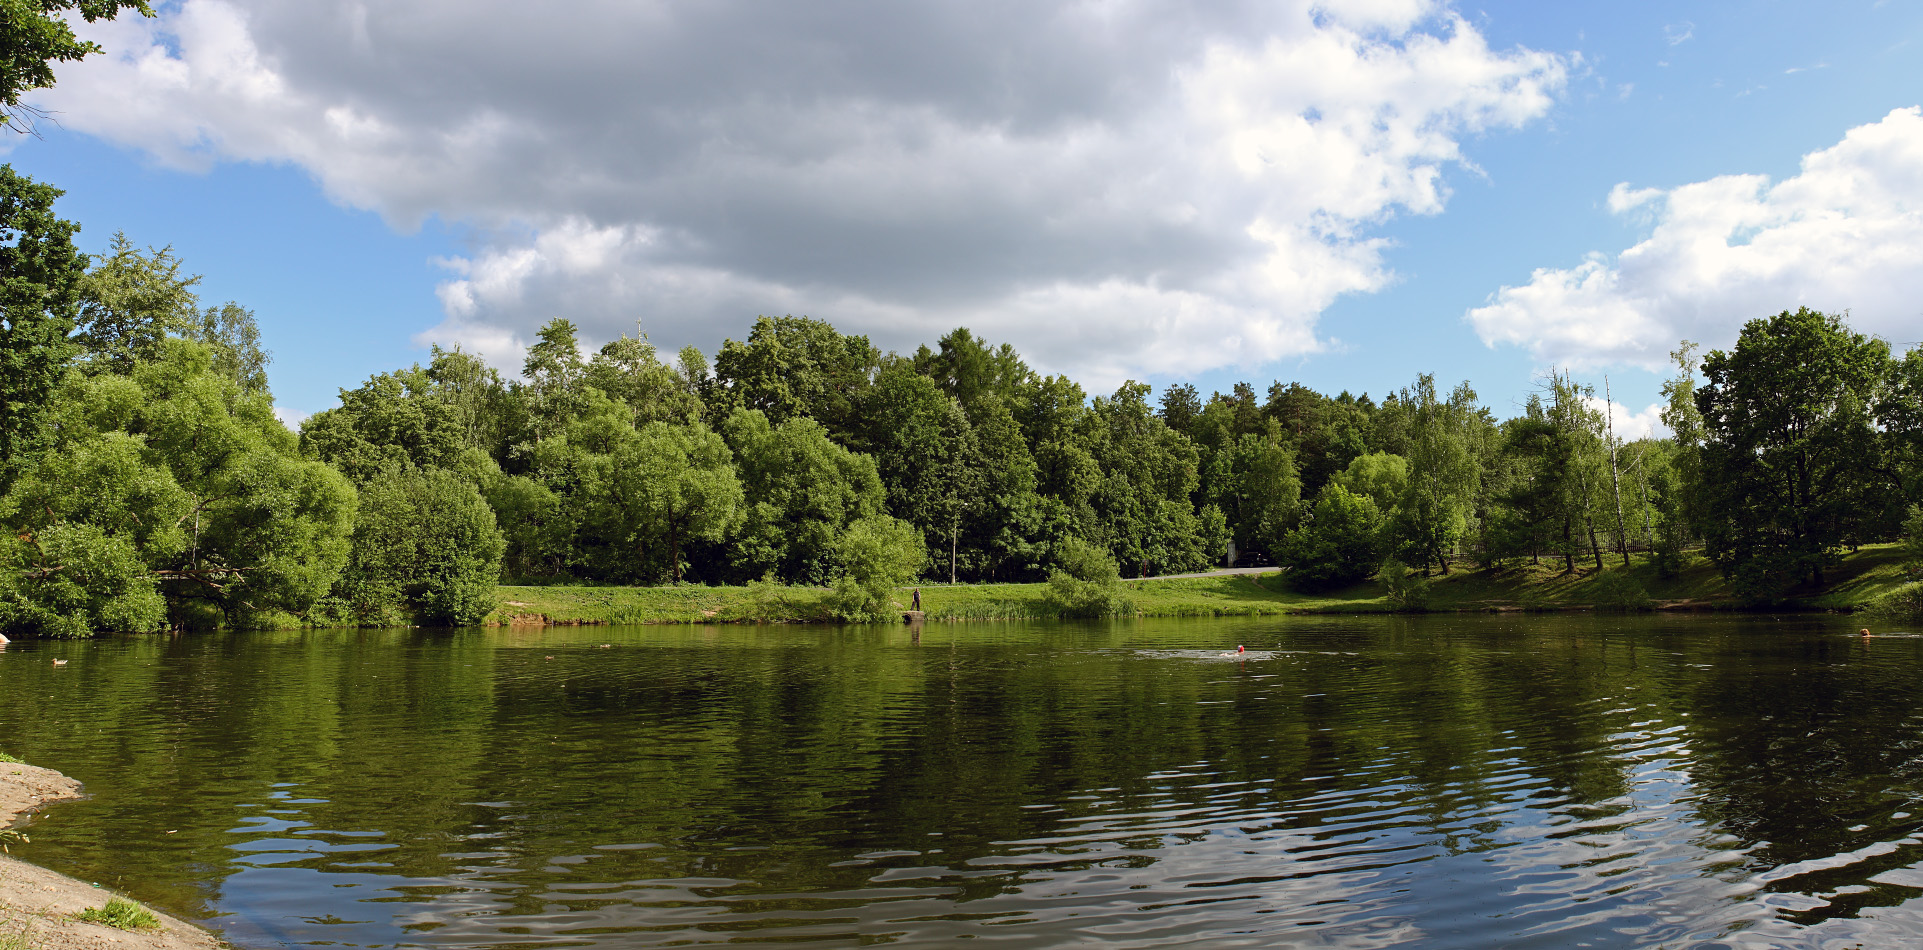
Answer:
[1123,566,1281,582]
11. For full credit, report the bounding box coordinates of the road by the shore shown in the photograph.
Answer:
[1123,566,1280,581]
[0,762,220,950]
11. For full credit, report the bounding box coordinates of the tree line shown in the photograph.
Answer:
[3,165,1922,635]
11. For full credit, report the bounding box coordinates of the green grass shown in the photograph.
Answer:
[487,544,1919,625]
[0,752,21,764]
[492,573,1311,625]
[0,919,32,950]
[74,898,159,932]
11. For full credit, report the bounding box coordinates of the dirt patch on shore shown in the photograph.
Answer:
[1,762,221,950]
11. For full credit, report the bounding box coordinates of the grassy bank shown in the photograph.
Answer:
[489,543,1918,625]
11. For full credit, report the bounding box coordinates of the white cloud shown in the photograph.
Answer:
[38,0,1566,383]
[1582,395,1669,442]
[1469,107,1923,370]
[273,405,311,429]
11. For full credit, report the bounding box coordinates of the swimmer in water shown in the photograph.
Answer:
[1862,628,1873,638]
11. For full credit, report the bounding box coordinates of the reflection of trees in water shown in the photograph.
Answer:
[1678,632,1923,921]
[0,629,501,918]
[9,616,1922,932]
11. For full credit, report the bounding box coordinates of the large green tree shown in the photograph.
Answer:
[301,368,468,483]
[73,232,198,374]
[581,421,743,585]
[1204,433,1300,563]
[0,340,355,632]
[0,165,86,473]
[1390,375,1483,574]
[723,408,885,585]
[857,364,982,581]
[1695,308,1891,597]
[913,327,1032,411]
[1279,483,1385,591]
[710,315,880,439]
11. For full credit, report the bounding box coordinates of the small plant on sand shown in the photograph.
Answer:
[0,919,34,950]
[74,898,160,932]
[0,752,20,764]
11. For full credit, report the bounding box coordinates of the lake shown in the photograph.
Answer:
[4,614,1923,948]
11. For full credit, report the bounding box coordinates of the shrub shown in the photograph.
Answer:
[1865,582,1923,621]
[329,468,505,626]
[1044,537,1134,618]
[1651,516,1688,579]
[75,897,159,932]
[1904,505,1923,580]
[725,574,818,623]
[827,516,925,621]
[1591,571,1653,611]
[1380,557,1429,612]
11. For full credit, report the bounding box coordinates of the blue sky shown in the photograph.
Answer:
[13,0,1923,431]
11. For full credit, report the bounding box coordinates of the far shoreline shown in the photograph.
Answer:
[480,545,1913,627]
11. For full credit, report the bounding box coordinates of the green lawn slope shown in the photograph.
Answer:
[489,543,1916,625]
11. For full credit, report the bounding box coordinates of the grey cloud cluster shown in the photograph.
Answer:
[43,0,1566,384]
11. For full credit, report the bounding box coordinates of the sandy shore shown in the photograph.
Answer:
[0,762,222,950]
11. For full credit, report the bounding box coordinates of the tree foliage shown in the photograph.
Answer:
[322,468,504,626]
[1280,484,1385,592]
[0,340,354,633]
[14,164,1923,634]
[0,0,152,131]
[0,165,86,472]
[1044,536,1133,618]
[828,515,926,621]
[1695,308,1891,599]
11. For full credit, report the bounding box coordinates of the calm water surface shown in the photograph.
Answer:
[3,615,1923,948]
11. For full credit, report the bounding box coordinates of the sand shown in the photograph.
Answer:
[0,762,223,950]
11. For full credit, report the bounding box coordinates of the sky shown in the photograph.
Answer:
[11,0,1923,434]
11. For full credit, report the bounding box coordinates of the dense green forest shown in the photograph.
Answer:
[3,166,1923,635]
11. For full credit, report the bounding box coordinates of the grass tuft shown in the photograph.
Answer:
[0,752,21,764]
[0,919,33,950]
[74,898,160,932]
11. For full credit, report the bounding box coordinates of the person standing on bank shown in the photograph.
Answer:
[912,588,922,611]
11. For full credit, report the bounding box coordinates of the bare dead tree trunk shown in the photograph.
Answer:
[1605,376,1630,566]
[1632,452,1655,547]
